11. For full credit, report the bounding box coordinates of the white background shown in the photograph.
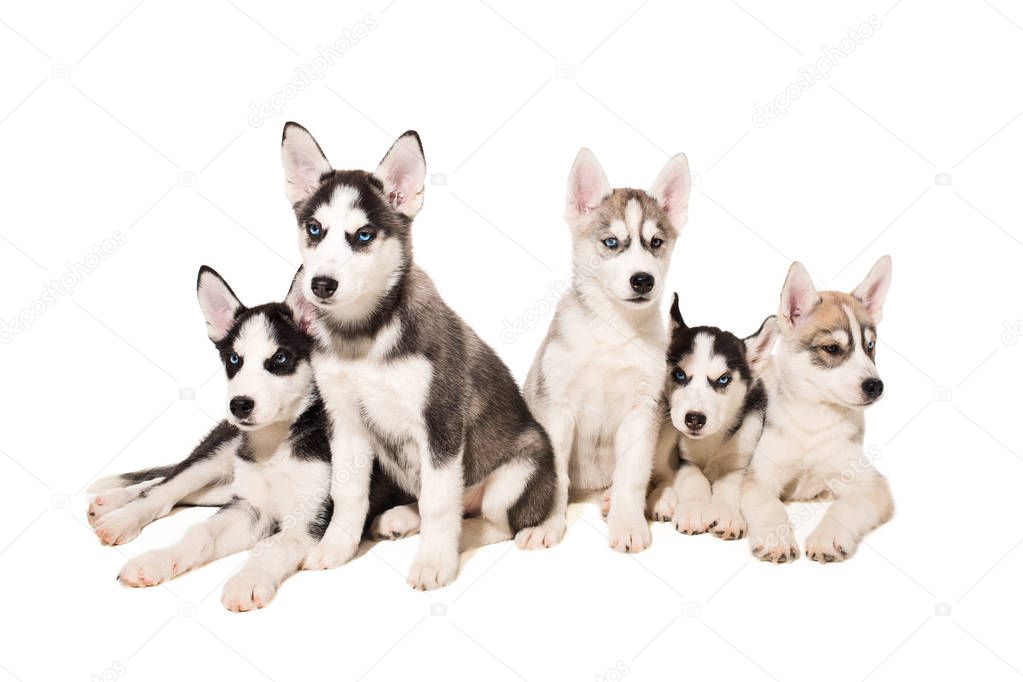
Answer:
[1,1,1021,680]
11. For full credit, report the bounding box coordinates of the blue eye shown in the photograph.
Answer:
[866,340,875,351]
[273,351,289,365]
[651,237,663,248]
[228,353,240,365]
[306,221,322,237]
[717,374,731,386]
[357,229,374,243]
[602,237,619,249]
[672,368,686,383]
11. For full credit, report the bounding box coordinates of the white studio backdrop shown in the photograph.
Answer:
[1,1,1021,680]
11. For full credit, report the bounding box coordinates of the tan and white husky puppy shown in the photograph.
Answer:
[742,256,895,563]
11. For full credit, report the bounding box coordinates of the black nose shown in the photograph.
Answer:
[630,272,655,294]
[230,396,254,419]
[861,378,884,401]
[310,276,338,299]
[684,411,707,431]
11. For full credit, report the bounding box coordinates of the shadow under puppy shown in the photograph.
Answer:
[647,294,777,539]
[90,267,412,610]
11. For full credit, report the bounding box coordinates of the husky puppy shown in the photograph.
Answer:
[280,123,557,590]
[742,256,894,563]
[646,294,777,539]
[521,148,691,553]
[93,267,411,610]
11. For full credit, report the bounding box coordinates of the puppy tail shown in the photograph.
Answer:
[86,464,177,493]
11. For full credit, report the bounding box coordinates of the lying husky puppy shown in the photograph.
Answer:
[92,267,411,610]
[742,256,894,563]
[521,148,691,552]
[280,123,557,590]
[646,294,777,539]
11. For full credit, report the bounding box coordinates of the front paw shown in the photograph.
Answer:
[514,515,566,550]
[646,485,678,522]
[94,507,145,546]
[370,505,421,540]
[88,488,136,525]
[749,529,800,564]
[221,571,278,612]
[672,503,712,535]
[805,522,857,563]
[707,504,746,540]
[407,554,458,591]
[118,550,179,587]
[302,538,357,570]
[607,512,651,553]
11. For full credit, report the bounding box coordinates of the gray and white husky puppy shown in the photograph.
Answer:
[280,123,557,590]
[89,267,412,609]
[521,148,691,553]
[647,294,777,539]
[742,256,894,563]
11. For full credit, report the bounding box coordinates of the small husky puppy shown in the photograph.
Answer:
[647,294,777,539]
[280,123,557,590]
[522,148,691,552]
[742,256,894,563]
[91,267,411,610]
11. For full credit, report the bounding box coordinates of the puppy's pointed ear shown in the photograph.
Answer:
[650,153,691,230]
[281,122,331,206]
[851,255,892,325]
[744,316,778,375]
[669,292,687,333]
[374,130,426,217]
[197,266,243,342]
[565,148,611,228]
[284,267,318,334]
[778,261,819,331]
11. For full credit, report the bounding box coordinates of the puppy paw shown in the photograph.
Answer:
[94,507,146,546]
[749,530,800,564]
[118,550,179,587]
[805,523,857,563]
[407,554,458,591]
[515,515,566,550]
[221,571,278,612]
[646,485,678,522]
[707,504,746,540]
[607,513,651,553]
[88,488,136,525]
[370,505,421,540]
[301,539,357,570]
[672,503,712,535]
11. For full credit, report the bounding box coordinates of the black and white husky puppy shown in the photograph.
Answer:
[89,267,411,610]
[646,294,777,539]
[280,123,557,590]
[522,148,691,553]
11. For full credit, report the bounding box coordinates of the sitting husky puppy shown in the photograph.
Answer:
[280,123,557,590]
[521,148,691,553]
[742,256,894,563]
[95,267,411,610]
[647,294,777,539]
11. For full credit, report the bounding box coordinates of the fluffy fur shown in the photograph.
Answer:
[741,256,895,563]
[522,148,691,552]
[280,123,557,590]
[647,294,777,539]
